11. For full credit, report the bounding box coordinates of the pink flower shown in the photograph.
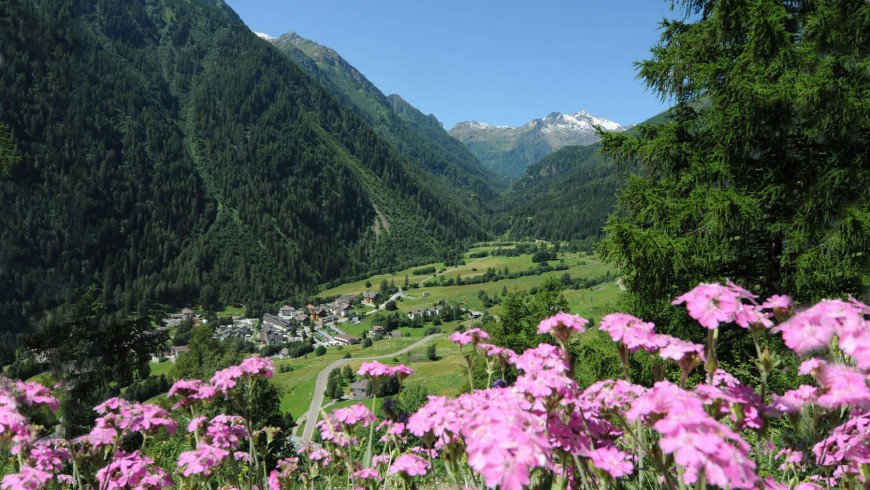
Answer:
[599,313,660,352]
[85,419,118,448]
[762,294,792,311]
[0,405,32,454]
[205,415,249,449]
[331,403,376,427]
[167,379,217,409]
[449,328,490,346]
[268,457,299,490]
[187,416,207,433]
[388,453,429,477]
[406,395,462,448]
[357,361,393,377]
[14,381,59,412]
[655,334,705,375]
[29,440,71,472]
[1,466,52,490]
[814,364,870,409]
[588,446,634,478]
[239,356,275,378]
[177,443,229,476]
[210,365,245,392]
[774,299,864,356]
[797,358,825,376]
[537,312,588,343]
[770,386,818,413]
[672,283,740,330]
[357,361,414,379]
[299,443,332,467]
[96,450,172,489]
[353,467,381,482]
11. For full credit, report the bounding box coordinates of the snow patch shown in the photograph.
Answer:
[254,32,275,41]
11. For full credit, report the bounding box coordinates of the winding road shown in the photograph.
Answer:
[298,333,442,442]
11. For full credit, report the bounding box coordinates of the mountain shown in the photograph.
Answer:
[493,144,622,242]
[493,111,669,242]
[449,111,624,179]
[0,0,484,355]
[269,32,503,197]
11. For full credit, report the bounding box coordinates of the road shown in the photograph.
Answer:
[299,333,442,442]
[363,290,409,316]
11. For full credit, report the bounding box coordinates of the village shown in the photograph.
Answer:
[158,290,481,363]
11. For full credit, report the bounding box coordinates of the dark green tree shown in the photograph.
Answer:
[28,287,168,437]
[426,343,438,361]
[599,0,870,337]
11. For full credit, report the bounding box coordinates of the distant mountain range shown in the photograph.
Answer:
[449,112,625,179]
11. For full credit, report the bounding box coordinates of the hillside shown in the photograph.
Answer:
[269,32,503,199]
[495,144,622,242]
[449,111,624,179]
[0,0,484,353]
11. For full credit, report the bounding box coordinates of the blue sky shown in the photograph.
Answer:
[224,0,680,129]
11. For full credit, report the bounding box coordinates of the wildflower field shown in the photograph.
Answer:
[3,282,870,489]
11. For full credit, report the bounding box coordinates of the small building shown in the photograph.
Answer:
[181,308,194,321]
[168,345,189,363]
[278,305,296,318]
[371,325,385,335]
[362,292,379,305]
[334,334,361,345]
[350,379,371,400]
[331,302,354,318]
[408,309,424,321]
[311,306,329,322]
[262,313,291,333]
[338,293,357,304]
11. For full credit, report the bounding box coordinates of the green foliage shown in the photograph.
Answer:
[0,123,19,175]
[0,0,485,357]
[314,346,327,356]
[491,276,569,352]
[494,144,628,241]
[172,326,244,381]
[426,343,438,361]
[272,34,502,202]
[27,286,168,437]
[599,0,870,338]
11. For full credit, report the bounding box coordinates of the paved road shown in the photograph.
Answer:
[299,333,442,442]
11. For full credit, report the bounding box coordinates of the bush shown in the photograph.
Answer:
[314,345,326,356]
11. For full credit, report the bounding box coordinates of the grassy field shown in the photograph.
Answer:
[149,242,623,423]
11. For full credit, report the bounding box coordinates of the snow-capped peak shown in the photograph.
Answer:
[455,121,512,130]
[254,32,275,41]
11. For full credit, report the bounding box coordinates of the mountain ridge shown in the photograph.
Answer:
[449,111,624,179]
[269,32,504,197]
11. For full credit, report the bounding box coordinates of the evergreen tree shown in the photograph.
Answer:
[599,0,870,337]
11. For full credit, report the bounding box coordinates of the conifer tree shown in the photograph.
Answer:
[599,0,869,335]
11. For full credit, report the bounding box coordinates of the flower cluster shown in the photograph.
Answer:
[2,288,870,489]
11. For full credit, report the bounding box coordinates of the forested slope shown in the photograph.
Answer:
[0,0,482,355]
[495,144,624,242]
[270,33,502,199]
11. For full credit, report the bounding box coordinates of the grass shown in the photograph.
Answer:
[149,360,174,378]
[152,245,623,423]
[271,337,421,419]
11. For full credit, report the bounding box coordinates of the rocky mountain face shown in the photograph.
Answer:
[449,111,624,179]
